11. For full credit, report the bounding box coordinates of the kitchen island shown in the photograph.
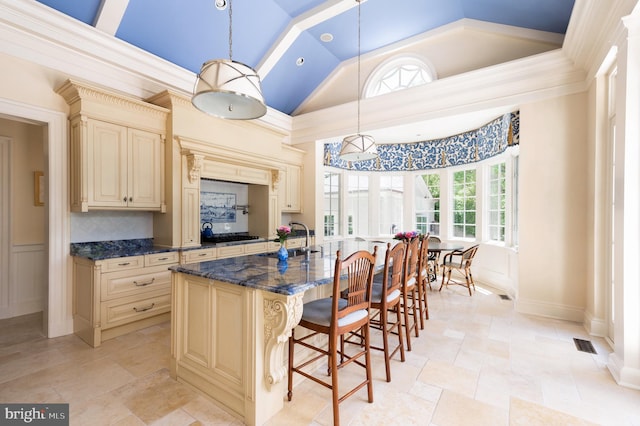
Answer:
[169,240,388,426]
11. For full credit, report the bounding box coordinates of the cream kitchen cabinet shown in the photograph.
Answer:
[81,119,164,211]
[279,164,302,212]
[180,246,216,264]
[57,79,168,213]
[73,251,178,347]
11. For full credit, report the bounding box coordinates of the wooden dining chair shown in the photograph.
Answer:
[347,241,407,382]
[440,244,479,296]
[287,247,378,426]
[415,234,431,328]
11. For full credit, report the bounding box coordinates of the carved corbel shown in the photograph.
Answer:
[271,169,282,191]
[186,154,204,184]
[263,293,303,389]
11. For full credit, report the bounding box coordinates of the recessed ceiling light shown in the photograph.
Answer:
[320,33,333,43]
[215,0,227,10]
[296,57,305,66]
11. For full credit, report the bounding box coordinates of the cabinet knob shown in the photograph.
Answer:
[129,197,133,202]
[123,197,127,202]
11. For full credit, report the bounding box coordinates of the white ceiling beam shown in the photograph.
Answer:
[94,0,129,35]
[256,0,368,78]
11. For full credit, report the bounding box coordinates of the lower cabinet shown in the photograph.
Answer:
[72,251,179,347]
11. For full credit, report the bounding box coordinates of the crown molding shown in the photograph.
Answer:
[563,0,639,81]
[0,0,290,135]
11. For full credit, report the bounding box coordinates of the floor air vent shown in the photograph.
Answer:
[573,338,597,354]
[498,294,511,300]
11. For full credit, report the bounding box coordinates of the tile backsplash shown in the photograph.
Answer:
[71,211,153,243]
[200,179,248,234]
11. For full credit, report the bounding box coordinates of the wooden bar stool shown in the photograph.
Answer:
[287,247,378,426]
[415,233,431,328]
[346,241,407,382]
[400,237,420,351]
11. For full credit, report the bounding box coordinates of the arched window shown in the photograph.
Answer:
[364,55,436,98]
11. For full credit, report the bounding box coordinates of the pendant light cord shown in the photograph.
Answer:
[228,0,233,61]
[356,0,361,135]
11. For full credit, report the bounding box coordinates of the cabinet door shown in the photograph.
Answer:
[280,165,302,212]
[87,120,128,208]
[182,187,200,246]
[128,128,162,209]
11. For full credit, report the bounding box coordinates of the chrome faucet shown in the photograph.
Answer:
[289,221,310,252]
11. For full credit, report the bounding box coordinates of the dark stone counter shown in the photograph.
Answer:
[70,238,178,260]
[170,239,390,296]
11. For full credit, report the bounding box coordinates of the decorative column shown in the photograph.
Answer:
[608,11,640,390]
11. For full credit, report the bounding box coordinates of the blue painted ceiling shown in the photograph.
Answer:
[34,0,575,116]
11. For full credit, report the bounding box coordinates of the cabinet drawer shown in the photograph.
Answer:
[101,267,171,300]
[100,256,144,273]
[183,248,216,263]
[287,238,303,249]
[244,242,267,255]
[217,245,245,259]
[101,291,171,329]
[145,251,179,267]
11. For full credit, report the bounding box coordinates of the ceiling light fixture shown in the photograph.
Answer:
[192,0,266,120]
[339,0,377,162]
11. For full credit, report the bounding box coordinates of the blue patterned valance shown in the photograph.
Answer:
[324,111,519,171]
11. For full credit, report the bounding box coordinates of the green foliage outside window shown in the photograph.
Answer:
[452,169,476,238]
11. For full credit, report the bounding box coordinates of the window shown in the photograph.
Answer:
[379,175,403,235]
[415,174,440,236]
[365,56,435,99]
[487,162,506,242]
[346,175,369,236]
[452,169,476,238]
[323,172,340,237]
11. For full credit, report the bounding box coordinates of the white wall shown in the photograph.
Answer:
[517,92,589,322]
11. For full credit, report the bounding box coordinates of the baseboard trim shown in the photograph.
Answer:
[608,352,640,390]
[515,297,584,322]
[583,310,607,337]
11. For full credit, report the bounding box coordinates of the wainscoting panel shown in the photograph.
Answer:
[1,244,46,319]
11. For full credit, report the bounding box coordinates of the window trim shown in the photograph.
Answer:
[363,54,437,99]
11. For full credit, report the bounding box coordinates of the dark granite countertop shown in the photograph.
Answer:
[70,238,178,261]
[70,231,317,260]
[170,239,390,296]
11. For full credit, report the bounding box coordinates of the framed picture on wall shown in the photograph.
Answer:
[34,171,44,206]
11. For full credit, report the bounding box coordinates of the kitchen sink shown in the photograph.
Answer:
[260,249,319,258]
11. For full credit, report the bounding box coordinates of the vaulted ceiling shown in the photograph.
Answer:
[33,0,575,116]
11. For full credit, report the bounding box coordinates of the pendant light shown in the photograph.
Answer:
[192,0,267,120]
[339,0,377,161]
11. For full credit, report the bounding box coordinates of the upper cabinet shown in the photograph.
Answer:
[280,164,302,213]
[57,80,168,212]
[85,119,163,210]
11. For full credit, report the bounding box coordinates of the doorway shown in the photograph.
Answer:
[0,99,70,338]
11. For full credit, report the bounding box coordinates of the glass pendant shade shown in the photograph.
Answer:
[339,134,377,161]
[192,59,267,120]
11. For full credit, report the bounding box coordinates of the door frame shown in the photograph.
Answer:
[0,99,70,337]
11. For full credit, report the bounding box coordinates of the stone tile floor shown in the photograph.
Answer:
[1,281,639,425]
